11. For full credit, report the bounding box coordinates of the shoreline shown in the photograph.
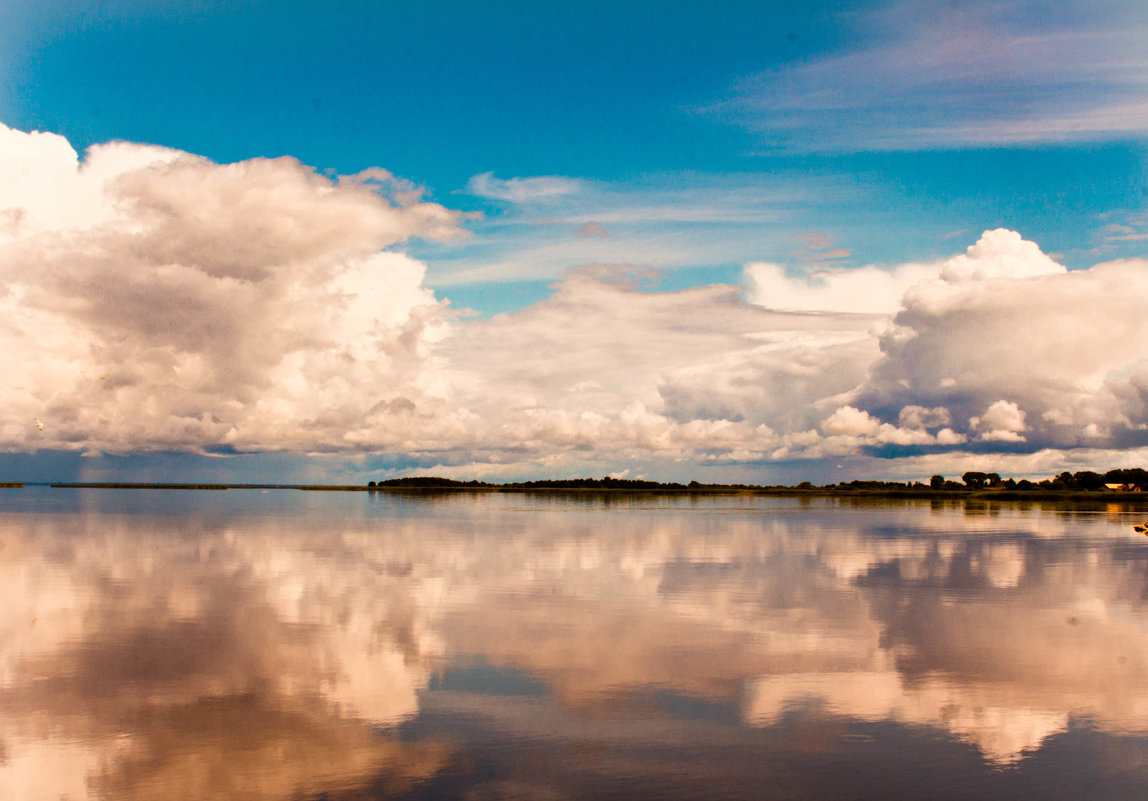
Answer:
[13,482,1148,504]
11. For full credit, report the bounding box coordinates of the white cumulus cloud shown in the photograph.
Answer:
[858,233,1148,455]
[0,122,466,455]
[971,400,1028,443]
[5,121,1148,479]
[745,261,938,315]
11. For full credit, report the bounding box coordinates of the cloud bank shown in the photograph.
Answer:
[4,123,1148,479]
[428,227,1148,476]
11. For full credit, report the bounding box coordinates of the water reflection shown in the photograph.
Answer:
[2,489,1147,799]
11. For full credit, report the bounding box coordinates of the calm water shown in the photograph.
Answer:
[2,488,1148,800]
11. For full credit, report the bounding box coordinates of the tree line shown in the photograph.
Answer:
[370,476,691,490]
[929,468,1148,491]
[369,469,1147,492]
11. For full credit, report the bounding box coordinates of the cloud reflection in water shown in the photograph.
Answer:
[1,492,1147,799]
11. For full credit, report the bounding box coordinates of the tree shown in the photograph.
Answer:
[1055,471,1077,490]
[1104,468,1148,488]
[930,474,945,489]
[1073,471,1104,491]
[962,471,988,488]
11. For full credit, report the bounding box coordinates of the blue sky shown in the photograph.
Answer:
[5,0,1145,299]
[2,0,1148,483]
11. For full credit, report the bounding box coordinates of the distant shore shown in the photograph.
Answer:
[6,481,1144,505]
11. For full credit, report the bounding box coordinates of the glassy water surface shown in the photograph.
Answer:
[2,488,1148,800]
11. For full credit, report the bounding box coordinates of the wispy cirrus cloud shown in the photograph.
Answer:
[707,0,1148,151]
[429,173,838,287]
[465,172,583,203]
[574,221,608,238]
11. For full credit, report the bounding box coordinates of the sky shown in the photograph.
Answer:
[1,0,1147,484]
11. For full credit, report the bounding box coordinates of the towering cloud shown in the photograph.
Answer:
[855,230,1148,454]
[0,123,465,454]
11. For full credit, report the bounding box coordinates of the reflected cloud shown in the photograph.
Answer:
[2,493,1148,795]
[89,697,449,801]
[0,508,453,799]
[745,670,1070,763]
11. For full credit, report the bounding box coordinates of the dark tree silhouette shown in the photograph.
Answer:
[962,471,988,488]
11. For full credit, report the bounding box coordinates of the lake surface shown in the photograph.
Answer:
[2,488,1148,800]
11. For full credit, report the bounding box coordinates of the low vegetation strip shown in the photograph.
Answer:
[7,469,1145,500]
[367,469,1148,498]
